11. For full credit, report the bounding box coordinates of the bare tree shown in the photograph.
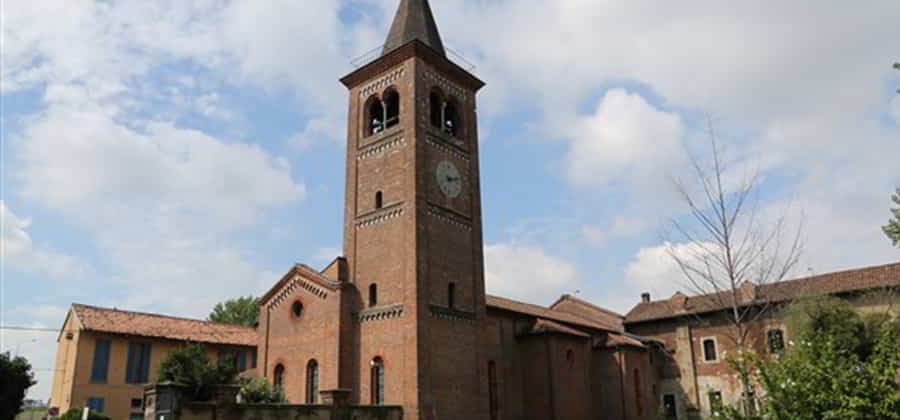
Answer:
[666,120,803,415]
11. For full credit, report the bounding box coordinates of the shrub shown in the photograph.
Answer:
[239,377,286,404]
[157,344,238,401]
[58,407,111,420]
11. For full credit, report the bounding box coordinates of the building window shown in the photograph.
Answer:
[709,391,723,416]
[218,350,247,372]
[369,284,378,307]
[291,301,304,319]
[375,191,384,209]
[634,368,643,416]
[662,394,677,419]
[129,414,143,420]
[430,91,443,128]
[702,338,718,362]
[306,360,319,404]
[368,96,385,135]
[86,397,104,413]
[488,360,498,420]
[383,90,400,129]
[126,342,152,384]
[566,349,575,368]
[274,364,285,390]
[768,329,785,354]
[130,398,143,409]
[371,357,384,405]
[447,283,456,309]
[90,338,111,383]
[251,350,258,369]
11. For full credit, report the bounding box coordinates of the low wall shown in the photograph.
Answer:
[144,383,402,420]
[179,403,402,420]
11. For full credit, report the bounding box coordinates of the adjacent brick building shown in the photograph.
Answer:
[624,263,900,419]
[49,304,256,420]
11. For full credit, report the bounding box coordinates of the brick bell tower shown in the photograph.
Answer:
[338,0,488,418]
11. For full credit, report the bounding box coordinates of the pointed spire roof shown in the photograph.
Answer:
[382,0,445,57]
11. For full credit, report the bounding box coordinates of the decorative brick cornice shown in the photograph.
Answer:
[424,69,467,101]
[359,67,406,98]
[358,304,405,323]
[357,136,406,161]
[355,204,405,229]
[428,304,477,323]
[426,135,470,162]
[426,204,472,231]
[270,275,328,310]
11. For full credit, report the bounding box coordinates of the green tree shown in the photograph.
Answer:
[883,188,900,246]
[0,352,36,420]
[208,296,259,326]
[746,297,900,420]
[157,344,238,401]
[58,407,112,420]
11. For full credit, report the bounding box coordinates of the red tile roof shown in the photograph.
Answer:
[71,304,257,346]
[550,294,624,329]
[527,318,591,338]
[624,262,900,323]
[486,295,621,332]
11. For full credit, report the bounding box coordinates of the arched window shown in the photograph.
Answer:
[369,284,378,308]
[375,191,383,209]
[306,360,319,404]
[274,364,285,390]
[447,283,456,309]
[702,338,718,362]
[384,90,400,129]
[443,100,459,137]
[291,301,304,319]
[488,361,498,420]
[368,97,384,135]
[430,91,443,129]
[370,357,384,405]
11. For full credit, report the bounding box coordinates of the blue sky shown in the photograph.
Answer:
[2,0,899,400]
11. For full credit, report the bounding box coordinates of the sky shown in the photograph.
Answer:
[2,0,899,401]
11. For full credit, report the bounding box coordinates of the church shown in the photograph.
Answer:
[254,0,660,419]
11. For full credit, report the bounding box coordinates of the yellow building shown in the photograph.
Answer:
[49,304,257,420]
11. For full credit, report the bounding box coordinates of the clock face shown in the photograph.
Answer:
[435,160,462,198]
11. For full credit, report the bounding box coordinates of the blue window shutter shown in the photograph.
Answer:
[139,343,152,383]
[90,339,110,382]
[126,342,138,383]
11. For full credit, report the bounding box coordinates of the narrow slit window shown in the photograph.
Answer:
[375,191,383,209]
[703,338,718,362]
[369,284,378,308]
[447,283,456,309]
[306,360,319,404]
[274,364,285,390]
[371,357,384,405]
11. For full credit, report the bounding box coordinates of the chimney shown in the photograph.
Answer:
[641,293,651,303]
[740,281,757,303]
[670,292,688,310]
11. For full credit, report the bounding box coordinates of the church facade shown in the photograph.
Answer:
[253,1,659,419]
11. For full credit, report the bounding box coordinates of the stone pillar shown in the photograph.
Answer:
[320,388,353,406]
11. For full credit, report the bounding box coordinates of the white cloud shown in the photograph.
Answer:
[484,243,578,304]
[1,202,83,278]
[582,216,647,247]
[566,89,685,189]
[623,241,716,301]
